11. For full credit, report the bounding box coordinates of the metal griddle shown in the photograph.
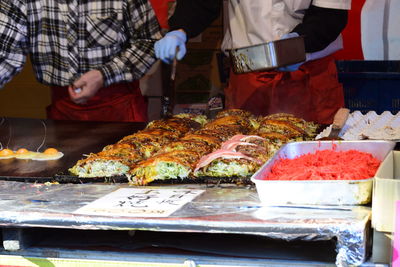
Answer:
[0,117,145,182]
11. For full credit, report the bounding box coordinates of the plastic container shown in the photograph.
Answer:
[337,60,400,114]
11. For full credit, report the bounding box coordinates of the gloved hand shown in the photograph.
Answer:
[154,30,187,64]
[277,32,304,72]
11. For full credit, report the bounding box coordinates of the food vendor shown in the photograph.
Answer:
[0,0,162,122]
[155,0,350,124]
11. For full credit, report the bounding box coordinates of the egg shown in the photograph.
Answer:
[32,148,64,161]
[14,148,40,159]
[0,148,15,159]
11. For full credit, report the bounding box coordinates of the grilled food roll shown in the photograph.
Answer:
[257,119,308,140]
[118,128,181,158]
[194,135,270,178]
[180,133,222,149]
[261,113,319,138]
[156,140,214,156]
[204,115,254,133]
[173,113,208,126]
[193,125,247,141]
[193,150,264,178]
[69,154,138,178]
[100,143,142,163]
[215,109,260,130]
[215,109,253,119]
[146,117,201,134]
[128,150,202,185]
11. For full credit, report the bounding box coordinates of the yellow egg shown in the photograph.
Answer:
[0,149,15,159]
[14,148,39,159]
[32,148,64,161]
[44,148,59,155]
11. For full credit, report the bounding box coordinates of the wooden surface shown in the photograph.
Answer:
[0,117,145,179]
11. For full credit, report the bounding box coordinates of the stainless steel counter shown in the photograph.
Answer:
[0,181,371,266]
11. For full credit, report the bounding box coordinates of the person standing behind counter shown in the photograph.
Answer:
[0,0,162,122]
[155,0,350,124]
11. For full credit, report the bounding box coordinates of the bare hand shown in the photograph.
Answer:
[68,70,104,105]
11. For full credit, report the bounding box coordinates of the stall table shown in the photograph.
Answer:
[0,118,377,266]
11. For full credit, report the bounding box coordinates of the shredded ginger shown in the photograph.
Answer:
[264,149,381,180]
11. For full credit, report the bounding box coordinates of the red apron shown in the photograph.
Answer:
[225,55,344,124]
[47,81,148,122]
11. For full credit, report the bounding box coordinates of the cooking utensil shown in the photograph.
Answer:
[229,36,305,74]
[160,55,177,118]
[326,108,350,139]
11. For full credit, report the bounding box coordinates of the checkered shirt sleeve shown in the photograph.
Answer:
[0,0,162,88]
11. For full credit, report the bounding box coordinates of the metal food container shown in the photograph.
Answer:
[229,36,306,74]
[251,141,396,206]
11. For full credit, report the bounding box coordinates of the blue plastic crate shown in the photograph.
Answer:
[336,60,400,114]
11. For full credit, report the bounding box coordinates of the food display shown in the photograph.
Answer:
[69,109,319,185]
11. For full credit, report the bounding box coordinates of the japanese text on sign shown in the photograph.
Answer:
[74,188,204,217]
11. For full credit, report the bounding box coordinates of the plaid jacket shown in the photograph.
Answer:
[0,0,162,88]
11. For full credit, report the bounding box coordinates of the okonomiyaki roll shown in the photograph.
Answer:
[173,113,208,126]
[257,119,308,140]
[118,128,180,158]
[193,124,246,141]
[261,113,320,138]
[128,150,202,185]
[146,117,201,134]
[100,143,141,162]
[215,109,253,119]
[193,135,270,178]
[204,115,253,133]
[180,133,222,149]
[215,109,260,130]
[156,140,215,156]
[69,154,139,178]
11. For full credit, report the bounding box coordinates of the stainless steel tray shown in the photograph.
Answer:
[229,36,305,74]
[251,140,396,206]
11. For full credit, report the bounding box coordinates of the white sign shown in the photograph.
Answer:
[74,188,204,218]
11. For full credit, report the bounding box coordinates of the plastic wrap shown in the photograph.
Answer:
[0,181,372,266]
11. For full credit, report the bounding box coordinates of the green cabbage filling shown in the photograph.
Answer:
[197,161,253,177]
[69,160,130,177]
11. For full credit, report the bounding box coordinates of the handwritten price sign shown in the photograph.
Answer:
[74,188,205,217]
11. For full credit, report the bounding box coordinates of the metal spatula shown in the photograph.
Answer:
[326,108,350,139]
[161,56,177,119]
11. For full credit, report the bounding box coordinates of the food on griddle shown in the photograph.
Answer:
[173,113,208,126]
[0,147,64,160]
[69,109,319,182]
[215,108,253,118]
[128,150,202,185]
[146,117,202,134]
[156,140,215,155]
[263,149,381,181]
[70,116,201,178]
[31,148,64,161]
[69,154,138,178]
[193,135,269,178]
[180,133,222,149]
[0,149,15,159]
[203,115,255,134]
[118,128,181,158]
[264,113,319,137]
[215,109,260,130]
